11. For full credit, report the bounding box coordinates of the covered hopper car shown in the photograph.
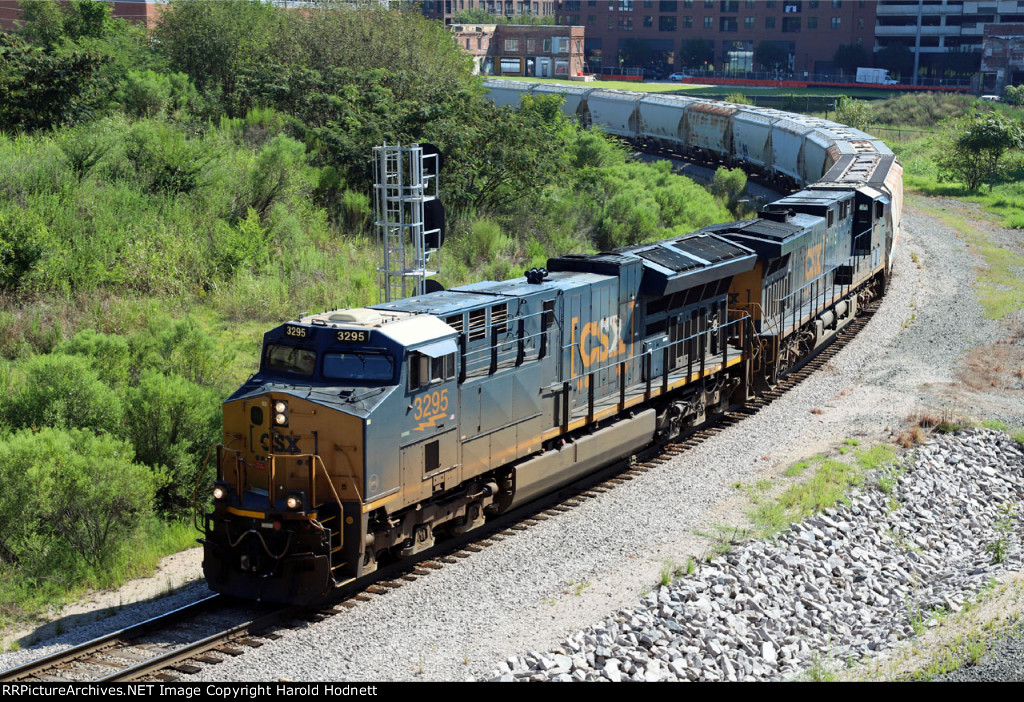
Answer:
[198,82,902,604]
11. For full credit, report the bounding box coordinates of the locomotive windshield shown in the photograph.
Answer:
[264,344,316,377]
[323,352,395,384]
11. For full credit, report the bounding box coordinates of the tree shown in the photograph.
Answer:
[754,42,789,73]
[833,43,868,76]
[1005,85,1024,107]
[936,112,1024,191]
[0,33,110,132]
[874,43,913,78]
[834,96,872,131]
[153,0,288,94]
[15,0,65,47]
[711,167,747,208]
[680,38,713,70]
[621,38,653,69]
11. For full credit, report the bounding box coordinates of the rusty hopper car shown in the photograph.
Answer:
[199,87,901,605]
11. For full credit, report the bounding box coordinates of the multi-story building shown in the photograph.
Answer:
[980,22,1024,90]
[453,22,586,76]
[421,0,559,24]
[552,0,878,76]
[874,1,1024,80]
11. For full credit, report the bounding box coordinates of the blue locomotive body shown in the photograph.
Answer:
[200,86,901,604]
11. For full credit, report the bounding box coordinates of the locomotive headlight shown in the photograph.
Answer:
[273,400,289,426]
[212,481,232,503]
[283,491,305,512]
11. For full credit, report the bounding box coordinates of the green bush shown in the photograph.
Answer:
[0,427,158,576]
[212,208,273,278]
[119,69,197,118]
[125,370,221,516]
[833,96,872,132]
[55,328,132,387]
[711,167,748,208]
[125,120,213,195]
[0,210,46,290]
[4,353,123,433]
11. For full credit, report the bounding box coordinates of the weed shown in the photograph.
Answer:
[966,639,986,666]
[986,503,1017,564]
[660,561,676,587]
[804,653,837,682]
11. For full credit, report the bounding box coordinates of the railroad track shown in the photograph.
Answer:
[2,301,880,683]
[0,596,306,683]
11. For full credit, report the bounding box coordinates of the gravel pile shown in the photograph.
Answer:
[487,429,1024,682]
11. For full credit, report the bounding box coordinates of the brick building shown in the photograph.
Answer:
[421,0,559,23]
[981,23,1024,91]
[0,0,162,31]
[551,0,877,77]
[453,22,586,76]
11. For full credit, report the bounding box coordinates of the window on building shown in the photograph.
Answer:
[720,16,737,31]
[527,38,535,51]
[543,38,552,51]
[704,0,713,6]
[720,0,738,11]
[745,0,755,7]
[618,15,633,29]
[618,0,633,10]
[704,16,713,28]
[808,16,817,28]
[683,15,693,27]
[857,17,864,29]
[765,16,775,28]
[659,0,677,10]
[660,15,677,30]
[643,0,653,6]
[588,13,596,24]
[831,16,840,28]
[744,16,754,29]
[808,0,818,7]
[643,14,654,27]
[500,57,523,74]
[683,0,693,6]
[505,39,519,51]
[782,16,800,31]
[831,0,841,7]
[783,1,801,11]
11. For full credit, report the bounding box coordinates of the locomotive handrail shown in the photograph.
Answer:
[191,443,218,533]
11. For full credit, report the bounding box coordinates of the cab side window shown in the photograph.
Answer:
[410,352,456,389]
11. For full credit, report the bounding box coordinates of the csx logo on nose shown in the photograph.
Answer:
[259,432,302,454]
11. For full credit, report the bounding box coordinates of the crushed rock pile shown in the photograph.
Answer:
[489,430,1024,682]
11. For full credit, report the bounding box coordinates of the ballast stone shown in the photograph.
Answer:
[487,430,1024,682]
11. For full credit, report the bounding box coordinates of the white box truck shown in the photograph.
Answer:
[856,67,898,85]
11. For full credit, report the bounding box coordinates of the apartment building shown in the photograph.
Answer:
[453,22,586,76]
